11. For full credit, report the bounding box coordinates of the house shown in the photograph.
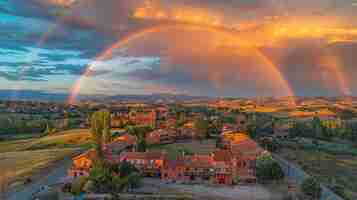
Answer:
[210,150,235,184]
[129,110,157,128]
[68,140,132,178]
[162,151,234,185]
[111,108,130,128]
[146,129,176,145]
[156,106,169,120]
[68,150,97,178]
[178,122,196,139]
[113,133,137,147]
[158,117,177,129]
[220,132,264,182]
[222,123,236,134]
[119,152,167,177]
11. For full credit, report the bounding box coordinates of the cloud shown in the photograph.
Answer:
[1,0,357,97]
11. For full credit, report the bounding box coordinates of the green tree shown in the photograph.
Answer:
[301,177,321,200]
[312,116,323,138]
[256,154,284,182]
[91,110,112,164]
[44,123,57,135]
[128,126,151,152]
[118,161,139,178]
[194,117,209,139]
[247,124,257,139]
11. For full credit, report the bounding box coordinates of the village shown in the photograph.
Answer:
[69,109,263,186]
[2,97,356,200]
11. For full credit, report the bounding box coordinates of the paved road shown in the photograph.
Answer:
[5,157,73,200]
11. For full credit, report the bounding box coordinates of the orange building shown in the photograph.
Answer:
[162,151,234,185]
[129,110,157,128]
[68,150,96,178]
[146,129,176,145]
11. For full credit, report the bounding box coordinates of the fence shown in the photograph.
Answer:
[272,154,345,200]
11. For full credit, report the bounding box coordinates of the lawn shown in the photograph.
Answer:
[278,146,357,200]
[0,129,92,153]
[148,139,216,159]
[0,148,77,189]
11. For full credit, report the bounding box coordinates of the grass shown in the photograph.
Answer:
[148,139,216,159]
[0,129,93,192]
[278,146,357,200]
[0,148,77,188]
[0,129,92,153]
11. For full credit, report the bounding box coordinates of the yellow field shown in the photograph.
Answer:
[0,129,92,153]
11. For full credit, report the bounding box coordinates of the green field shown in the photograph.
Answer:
[148,139,216,159]
[279,144,357,200]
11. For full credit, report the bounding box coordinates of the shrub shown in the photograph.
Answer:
[71,176,88,196]
[233,176,241,185]
[301,177,321,199]
[256,153,284,182]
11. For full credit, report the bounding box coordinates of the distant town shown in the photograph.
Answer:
[1,96,356,200]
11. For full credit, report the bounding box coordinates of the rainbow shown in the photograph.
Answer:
[68,23,296,104]
[11,8,76,99]
[320,51,351,96]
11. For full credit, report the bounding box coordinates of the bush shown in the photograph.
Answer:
[71,176,88,196]
[256,153,284,182]
[301,177,321,199]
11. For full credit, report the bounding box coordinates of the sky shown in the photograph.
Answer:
[1,0,357,101]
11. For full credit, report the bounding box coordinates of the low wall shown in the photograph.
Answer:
[82,193,194,200]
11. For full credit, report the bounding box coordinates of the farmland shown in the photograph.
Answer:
[0,129,92,153]
[0,129,92,191]
[279,139,357,200]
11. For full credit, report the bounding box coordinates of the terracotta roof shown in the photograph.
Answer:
[212,149,232,163]
[165,156,185,168]
[113,133,137,145]
[183,155,213,168]
[73,149,97,161]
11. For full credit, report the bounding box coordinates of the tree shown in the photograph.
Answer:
[301,177,321,200]
[256,153,284,182]
[44,123,57,135]
[118,161,139,178]
[194,117,209,139]
[128,126,151,152]
[90,110,112,165]
[312,116,323,138]
[247,124,257,139]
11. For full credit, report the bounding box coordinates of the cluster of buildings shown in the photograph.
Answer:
[68,112,264,185]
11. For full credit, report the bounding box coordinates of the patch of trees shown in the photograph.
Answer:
[127,126,152,152]
[289,117,357,143]
[0,116,47,135]
[256,154,284,182]
[194,117,209,139]
[301,177,321,200]
[70,110,143,195]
